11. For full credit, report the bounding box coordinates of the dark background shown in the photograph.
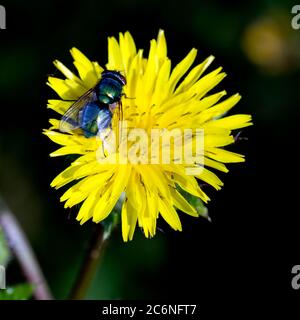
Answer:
[0,0,299,307]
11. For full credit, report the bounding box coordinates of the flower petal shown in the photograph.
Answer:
[170,188,198,217]
[47,99,73,115]
[209,114,253,130]
[206,147,245,163]
[121,198,138,242]
[92,165,131,223]
[175,55,214,94]
[195,167,224,190]
[158,196,182,231]
[107,36,123,71]
[167,48,197,94]
[70,47,102,87]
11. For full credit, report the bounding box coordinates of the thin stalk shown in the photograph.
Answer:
[69,224,109,300]
[0,208,53,300]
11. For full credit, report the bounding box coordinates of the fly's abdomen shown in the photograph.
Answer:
[96,106,112,131]
[78,102,100,137]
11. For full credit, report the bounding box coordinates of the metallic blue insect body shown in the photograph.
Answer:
[97,70,126,105]
[59,70,126,138]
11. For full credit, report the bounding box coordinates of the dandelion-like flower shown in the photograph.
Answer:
[44,30,252,241]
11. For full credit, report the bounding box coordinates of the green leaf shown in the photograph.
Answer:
[0,227,10,267]
[177,185,210,221]
[0,283,34,300]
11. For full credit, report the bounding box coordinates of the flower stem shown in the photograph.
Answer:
[0,203,53,300]
[70,224,109,300]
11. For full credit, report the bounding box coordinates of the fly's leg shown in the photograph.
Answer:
[122,93,135,100]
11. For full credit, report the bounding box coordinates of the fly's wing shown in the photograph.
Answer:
[59,87,98,134]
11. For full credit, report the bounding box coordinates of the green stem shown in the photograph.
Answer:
[69,224,109,300]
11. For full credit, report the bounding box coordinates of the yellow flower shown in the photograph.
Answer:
[44,30,252,241]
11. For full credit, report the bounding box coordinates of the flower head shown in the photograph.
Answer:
[44,30,252,241]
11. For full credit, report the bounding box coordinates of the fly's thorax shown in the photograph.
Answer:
[97,77,123,105]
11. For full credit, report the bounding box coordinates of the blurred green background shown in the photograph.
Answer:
[0,0,298,300]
